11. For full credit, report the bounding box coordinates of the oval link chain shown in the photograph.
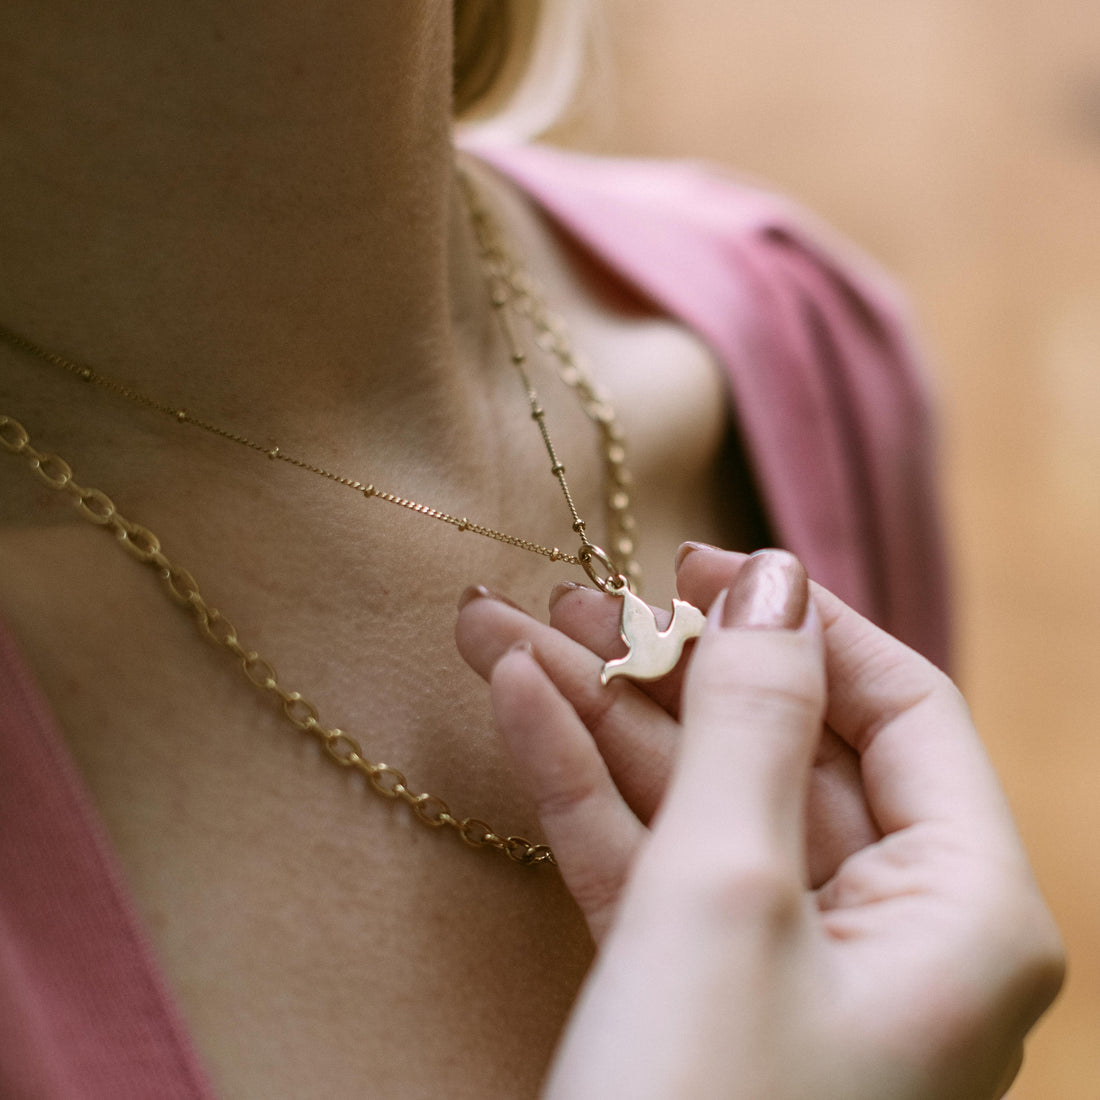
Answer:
[0,414,556,867]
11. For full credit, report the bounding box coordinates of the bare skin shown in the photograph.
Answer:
[0,5,764,1097]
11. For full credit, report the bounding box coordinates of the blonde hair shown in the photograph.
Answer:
[453,0,592,144]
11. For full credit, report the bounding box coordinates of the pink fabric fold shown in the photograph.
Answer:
[475,144,950,668]
[0,623,218,1100]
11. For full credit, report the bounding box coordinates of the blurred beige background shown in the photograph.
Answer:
[560,1,1100,1095]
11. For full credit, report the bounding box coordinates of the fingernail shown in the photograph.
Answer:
[721,550,808,629]
[507,640,534,656]
[548,580,588,612]
[458,585,523,612]
[675,541,719,570]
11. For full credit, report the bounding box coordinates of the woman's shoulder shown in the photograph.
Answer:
[469,141,951,669]
[468,143,909,308]
[469,142,931,410]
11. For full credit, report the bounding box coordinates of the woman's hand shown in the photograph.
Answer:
[458,547,1064,1099]
[456,547,878,940]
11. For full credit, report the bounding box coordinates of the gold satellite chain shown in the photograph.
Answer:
[0,173,640,593]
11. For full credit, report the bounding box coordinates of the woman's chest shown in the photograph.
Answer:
[0,297,766,1097]
[0,523,595,1098]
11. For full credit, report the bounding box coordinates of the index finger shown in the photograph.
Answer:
[678,545,1015,838]
[812,584,1015,839]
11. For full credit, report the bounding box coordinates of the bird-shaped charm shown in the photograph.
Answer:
[601,588,707,685]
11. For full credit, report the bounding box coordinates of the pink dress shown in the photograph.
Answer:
[0,146,950,1097]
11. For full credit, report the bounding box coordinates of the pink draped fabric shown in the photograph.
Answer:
[0,623,217,1100]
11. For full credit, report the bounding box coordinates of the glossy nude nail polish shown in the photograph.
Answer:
[674,540,720,570]
[721,550,809,630]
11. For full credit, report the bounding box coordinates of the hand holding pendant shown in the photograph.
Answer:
[474,546,1063,1100]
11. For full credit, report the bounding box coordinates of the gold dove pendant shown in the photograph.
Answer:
[601,588,706,685]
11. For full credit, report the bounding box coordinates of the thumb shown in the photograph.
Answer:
[659,551,824,878]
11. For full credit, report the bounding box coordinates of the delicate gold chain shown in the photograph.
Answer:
[0,413,555,866]
[460,173,641,591]
[0,319,592,573]
[0,179,641,592]
[0,178,638,867]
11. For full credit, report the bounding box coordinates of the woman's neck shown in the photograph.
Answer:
[0,3,491,435]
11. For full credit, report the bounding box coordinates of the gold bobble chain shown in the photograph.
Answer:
[459,171,641,591]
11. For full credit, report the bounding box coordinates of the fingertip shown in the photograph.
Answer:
[546,581,633,666]
[548,581,588,614]
[674,545,752,607]
[486,630,645,933]
[674,540,721,570]
[457,584,525,613]
[800,588,823,639]
[489,641,554,752]
[703,588,728,633]
[706,550,811,632]
[491,638,538,688]
[457,584,492,611]
[684,560,827,754]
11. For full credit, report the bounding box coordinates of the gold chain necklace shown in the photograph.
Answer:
[0,412,554,863]
[0,180,640,591]
[0,177,705,865]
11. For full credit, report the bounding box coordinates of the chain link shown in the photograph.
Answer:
[0,414,556,867]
